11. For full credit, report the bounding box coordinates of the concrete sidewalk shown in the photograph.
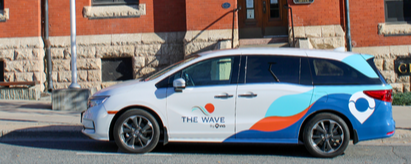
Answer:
[0,100,410,145]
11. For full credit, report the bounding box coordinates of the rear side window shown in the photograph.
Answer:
[367,58,387,84]
[246,56,300,84]
[309,58,382,85]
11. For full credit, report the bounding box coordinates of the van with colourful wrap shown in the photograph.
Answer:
[82,48,394,158]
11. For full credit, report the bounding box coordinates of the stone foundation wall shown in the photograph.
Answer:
[0,37,46,91]
[353,45,411,93]
[291,25,345,49]
[50,29,237,91]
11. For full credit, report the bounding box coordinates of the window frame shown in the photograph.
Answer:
[156,56,241,88]
[384,0,411,23]
[92,0,139,6]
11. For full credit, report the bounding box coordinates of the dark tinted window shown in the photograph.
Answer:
[300,58,313,85]
[385,0,411,22]
[0,0,3,10]
[93,0,138,5]
[0,61,3,82]
[309,58,382,85]
[168,56,239,87]
[367,58,387,84]
[102,58,133,81]
[246,56,300,84]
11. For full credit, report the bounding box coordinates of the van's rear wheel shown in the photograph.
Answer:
[303,113,350,158]
[113,109,160,153]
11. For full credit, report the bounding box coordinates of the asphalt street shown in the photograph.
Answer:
[0,138,410,164]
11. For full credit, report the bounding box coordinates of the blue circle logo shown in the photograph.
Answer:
[222,2,231,9]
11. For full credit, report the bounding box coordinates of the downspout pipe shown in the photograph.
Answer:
[345,0,352,51]
[44,0,53,91]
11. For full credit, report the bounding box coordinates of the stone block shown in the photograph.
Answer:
[352,46,391,58]
[77,58,101,70]
[52,88,90,111]
[101,82,118,89]
[4,61,23,72]
[58,71,72,82]
[309,38,324,49]
[374,59,384,71]
[52,59,71,71]
[133,56,146,67]
[146,55,169,67]
[87,70,101,82]
[391,83,403,93]
[112,33,142,45]
[135,44,162,56]
[293,26,305,38]
[135,67,156,78]
[79,82,101,91]
[169,53,184,64]
[404,84,411,93]
[14,72,34,81]
[51,48,65,59]
[322,25,335,37]
[53,82,70,89]
[3,72,14,82]
[184,30,209,42]
[96,46,134,58]
[208,29,232,41]
[77,47,96,58]
[52,71,58,82]
[335,25,345,37]
[380,71,396,83]
[184,41,216,56]
[0,49,14,60]
[383,59,394,70]
[78,71,88,82]
[161,44,184,55]
[305,26,322,38]
[22,60,42,72]
[78,35,111,46]
[14,49,33,60]
[33,72,46,83]
[141,33,166,44]
[390,45,410,56]
[0,87,41,100]
[33,48,45,59]
[166,32,185,43]
[397,75,410,83]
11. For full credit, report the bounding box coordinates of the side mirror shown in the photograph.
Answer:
[173,78,186,92]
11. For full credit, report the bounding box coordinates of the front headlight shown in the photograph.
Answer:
[88,96,110,108]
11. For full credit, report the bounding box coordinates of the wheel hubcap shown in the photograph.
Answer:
[120,115,153,149]
[309,119,344,154]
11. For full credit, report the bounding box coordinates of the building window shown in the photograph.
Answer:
[385,0,411,22]
[92,0,138,5]
[0,61,4,82]
[0,0,4,10]
[101,58,133,82]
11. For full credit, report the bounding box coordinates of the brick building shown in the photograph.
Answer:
[0,0,410,98]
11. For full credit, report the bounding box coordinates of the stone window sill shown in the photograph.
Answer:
[0,9,10,22]
[378,23,411,36]
[83,4,146,19]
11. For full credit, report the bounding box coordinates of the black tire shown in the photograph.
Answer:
[113,109,160,153]
[303,113,350,158]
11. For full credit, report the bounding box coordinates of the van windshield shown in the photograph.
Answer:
[144,55,200,81]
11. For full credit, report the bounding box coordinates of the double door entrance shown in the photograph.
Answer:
[238,0,288,38]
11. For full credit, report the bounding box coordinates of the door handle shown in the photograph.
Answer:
[238,93,258,97]
[215,93,234,98]
[263,1,267,14]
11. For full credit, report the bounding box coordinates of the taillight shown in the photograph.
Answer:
[363,89,392,102]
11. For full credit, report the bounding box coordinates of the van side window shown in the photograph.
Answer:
[246,56,300,84]
[309,58,381,85]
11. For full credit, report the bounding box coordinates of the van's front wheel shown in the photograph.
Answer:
[113,109,160,153]
[303,113,350,158]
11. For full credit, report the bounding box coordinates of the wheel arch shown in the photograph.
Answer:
[298,109,355,143]
[109,105,166,142]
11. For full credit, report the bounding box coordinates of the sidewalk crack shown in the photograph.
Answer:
[392,147,408,163]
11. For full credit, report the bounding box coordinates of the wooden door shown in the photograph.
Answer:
[238,0,288,38]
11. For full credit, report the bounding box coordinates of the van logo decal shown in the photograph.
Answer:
[192,103,215,116]
[348,92,375,124]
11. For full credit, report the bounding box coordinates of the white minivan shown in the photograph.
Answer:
[82,48,394,158]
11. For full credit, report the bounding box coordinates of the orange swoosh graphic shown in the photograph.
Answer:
[250,104,313,132]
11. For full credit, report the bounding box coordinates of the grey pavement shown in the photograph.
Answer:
[0,99,410,145]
